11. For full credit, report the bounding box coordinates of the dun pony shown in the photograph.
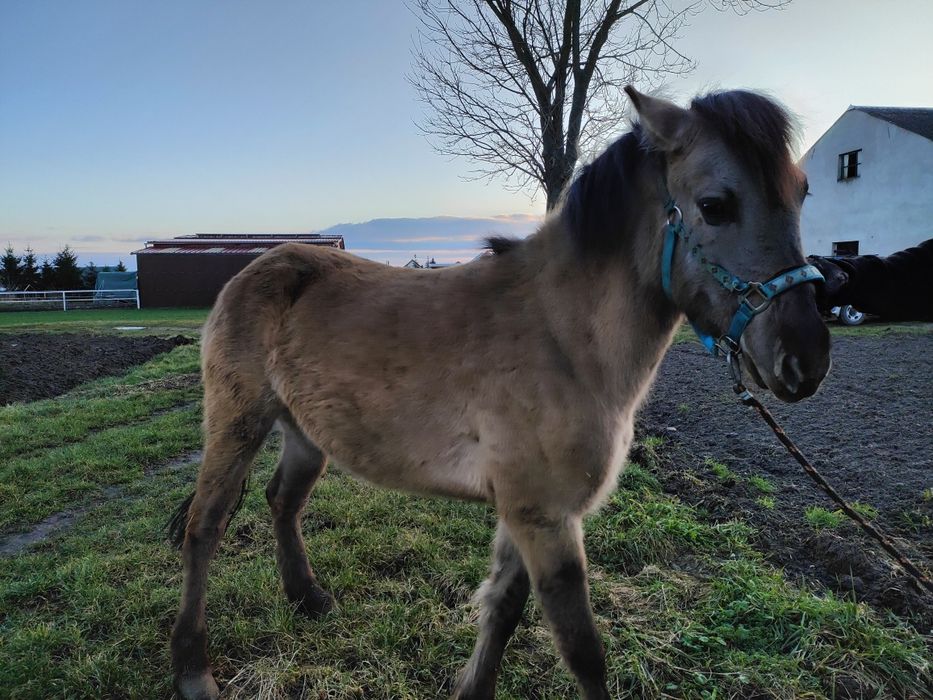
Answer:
[169,87,830,700]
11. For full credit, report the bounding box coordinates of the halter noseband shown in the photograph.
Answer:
[661,197,823,355]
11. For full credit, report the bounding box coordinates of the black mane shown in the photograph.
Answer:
[562,90,796,256]
[562,124,655,257]
[484,236,521,255]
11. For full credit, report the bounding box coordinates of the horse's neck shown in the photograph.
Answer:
[529,194,680,412]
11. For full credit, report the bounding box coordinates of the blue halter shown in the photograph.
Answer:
[661,198,824,355]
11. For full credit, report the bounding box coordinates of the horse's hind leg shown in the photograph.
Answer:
[507,514,609,700]
[452,522,530,700]
[171,403,276,700]
[265,415,333,615]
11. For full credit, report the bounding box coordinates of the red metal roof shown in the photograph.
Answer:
[133,233,345,255]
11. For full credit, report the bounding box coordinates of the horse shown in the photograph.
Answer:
[168,86,831,700]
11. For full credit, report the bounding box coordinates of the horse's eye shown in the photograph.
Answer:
[698,197,732,226]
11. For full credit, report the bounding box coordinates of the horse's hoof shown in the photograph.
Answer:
[174,670,219,700]
[295,587,335,618]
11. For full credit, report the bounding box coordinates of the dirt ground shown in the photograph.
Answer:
[0,333,192,405]
[2,330,930,628]
[638,332,933,630]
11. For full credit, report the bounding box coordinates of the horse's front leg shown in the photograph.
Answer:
[506,512,609,700]
[452,521,530,700]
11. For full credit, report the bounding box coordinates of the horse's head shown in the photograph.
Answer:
[626,87,830,402]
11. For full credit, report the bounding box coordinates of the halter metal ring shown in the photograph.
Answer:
[740,282,772,313]
[667,205,682,226]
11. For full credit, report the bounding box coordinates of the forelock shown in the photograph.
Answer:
[690,90,799,208]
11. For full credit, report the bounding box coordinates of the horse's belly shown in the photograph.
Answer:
[327,434,490,502]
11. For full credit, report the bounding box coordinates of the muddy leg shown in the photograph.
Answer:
[508,515,608,700]
[265,416,333,616]
[171,412,273,700]
[452,522,530,700]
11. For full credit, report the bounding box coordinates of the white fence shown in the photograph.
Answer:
[0,289,140,311]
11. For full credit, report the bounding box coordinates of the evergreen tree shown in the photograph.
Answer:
[115,260,127,272]
[1,245,21,290]
[39,259,55,290]
[52,245,82,289]
[19,247,40,290]
[83,261,99,290]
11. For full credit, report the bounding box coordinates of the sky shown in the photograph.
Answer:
[1,0,931,268]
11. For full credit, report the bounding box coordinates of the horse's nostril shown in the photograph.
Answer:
[781,352,827,400]
[779,354,802,394]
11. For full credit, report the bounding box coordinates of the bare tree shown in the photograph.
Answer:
[411,0,789,209]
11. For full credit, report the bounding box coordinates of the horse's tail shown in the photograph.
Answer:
[166,492,195,549]
[166,473,252,550]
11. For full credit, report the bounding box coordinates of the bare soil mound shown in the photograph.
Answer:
[638,332,933,629]
[0,333,193,405]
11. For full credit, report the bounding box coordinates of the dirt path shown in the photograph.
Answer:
[0,333,192,404]
[638,332,933,628]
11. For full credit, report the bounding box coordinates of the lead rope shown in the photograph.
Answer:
[724,351,933,596]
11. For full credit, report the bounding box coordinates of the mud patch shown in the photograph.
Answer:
[637,332,933,628]
[0,486,121,557]
[0,332,193,405]
[0,451,203,557]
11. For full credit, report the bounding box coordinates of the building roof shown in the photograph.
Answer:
[133,233,345,255]
[853,106,933,142]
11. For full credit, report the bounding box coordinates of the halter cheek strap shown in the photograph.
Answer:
[661,199,824,355]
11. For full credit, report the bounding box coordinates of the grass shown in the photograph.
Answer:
[756,496,776,510]
[804,506,845,530]
[848,501,879,521]
[1,342,931,698]
[803,503,879,533]
[828,320,933,338]
[0,344,201,462]
[704,458,738,484]
[672,319,932,346]
[749,475,776,494]
[0,307,209,335]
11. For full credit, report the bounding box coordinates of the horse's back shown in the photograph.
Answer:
[201,243,511,498]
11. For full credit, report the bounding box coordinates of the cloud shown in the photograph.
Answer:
[318,214,542,256]
[389,234,486,243]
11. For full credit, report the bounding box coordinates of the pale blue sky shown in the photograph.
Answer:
[1,0,931,267]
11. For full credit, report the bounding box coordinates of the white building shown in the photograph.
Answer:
[798,106,933,257]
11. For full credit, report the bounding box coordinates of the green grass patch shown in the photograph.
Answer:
[0,345,201,461]
[705,457,738,483]
[618,463,662,494]
[756,496,776,510]
[0,403,203,532]
[804,506,845,529]
[828,321,933,338]
[848,501,879,521]
[804,503,878,532]
[0,307,209,334]
[749,475,776,494]
[899,508,933,532]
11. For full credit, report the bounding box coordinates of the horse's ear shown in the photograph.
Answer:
[624,86,694,152]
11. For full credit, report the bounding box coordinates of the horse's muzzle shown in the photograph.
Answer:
[742,289,831,403]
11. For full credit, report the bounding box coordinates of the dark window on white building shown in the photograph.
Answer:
[832,241,859,256]
[838,149,861,180]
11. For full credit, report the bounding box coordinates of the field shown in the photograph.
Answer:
[1,310,930,699]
